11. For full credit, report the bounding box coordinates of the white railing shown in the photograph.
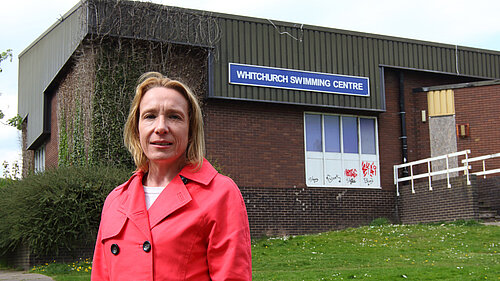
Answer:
[394,150,500,196]
[462,152,500,178]
[394,150,470,196]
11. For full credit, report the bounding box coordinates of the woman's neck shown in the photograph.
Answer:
[144,159,185,187]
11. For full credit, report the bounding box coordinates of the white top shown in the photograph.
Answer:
[143,185,165,209]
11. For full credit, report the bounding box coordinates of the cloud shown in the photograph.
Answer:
[0,93,18,118]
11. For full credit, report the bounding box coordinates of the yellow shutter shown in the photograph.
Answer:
[428,89,455,117]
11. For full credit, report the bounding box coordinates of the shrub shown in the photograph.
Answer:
[0,165,132,257]
[0,178,13,189]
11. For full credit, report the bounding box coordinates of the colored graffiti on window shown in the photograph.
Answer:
[344,168,358,184]
[362,161,377,177]
[345,169,358,178]
[362,161,377,186]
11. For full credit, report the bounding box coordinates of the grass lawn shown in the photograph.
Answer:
[33,221,499,280]
[31,258,91,281]
[252,221,499,280]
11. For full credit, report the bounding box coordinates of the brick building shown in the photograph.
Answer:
[18,0,500,237]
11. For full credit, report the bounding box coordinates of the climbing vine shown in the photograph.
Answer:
[58,111,69,166]
[71,100,87,166]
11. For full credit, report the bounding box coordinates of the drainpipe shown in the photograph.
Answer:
[395,71,408,224]
[399,71,409,177]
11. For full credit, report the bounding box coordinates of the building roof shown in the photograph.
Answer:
[414,79,500,93]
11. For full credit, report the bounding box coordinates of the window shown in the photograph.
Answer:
[34,145,45,173]
[304,113,380,188]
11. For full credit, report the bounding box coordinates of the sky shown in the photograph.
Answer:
[1,0,499,177]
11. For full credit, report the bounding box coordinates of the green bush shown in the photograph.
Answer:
[0,178,13,189]
[0,165,132,257]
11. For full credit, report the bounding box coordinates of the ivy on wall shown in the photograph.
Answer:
[56,1,215,169]
[71,100,87,166]
[58,111,69,167]
[56,47,94,168]
[89,38,209,168]
[57,39,209,169]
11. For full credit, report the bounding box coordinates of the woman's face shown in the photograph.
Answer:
[138,86,190,170]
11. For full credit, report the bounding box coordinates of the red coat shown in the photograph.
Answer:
[91,160,252,281]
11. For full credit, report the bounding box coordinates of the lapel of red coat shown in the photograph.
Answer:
[122,172,152,241]
[147,175,193,229]
[147,159,218,229]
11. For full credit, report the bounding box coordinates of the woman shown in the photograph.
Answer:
[91,72,252,280]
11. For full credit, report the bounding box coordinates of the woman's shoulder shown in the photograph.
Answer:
[211,172,238,190]
[204,173,245,209]
[111,171,139,192]
[102,172,141,208]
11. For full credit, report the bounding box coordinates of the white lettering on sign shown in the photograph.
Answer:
[236,71,288,83]
[332,81,363,90]
[231,63,370,97]
[290,76,331,87]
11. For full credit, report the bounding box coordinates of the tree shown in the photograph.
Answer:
[0,49,21,130]
[0,49,12,72]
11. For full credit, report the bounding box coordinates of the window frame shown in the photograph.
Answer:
[34,145,45,173]
[304,112,380,188]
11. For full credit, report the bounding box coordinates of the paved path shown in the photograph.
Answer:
[483,221,500,226]
[0,270,54,281]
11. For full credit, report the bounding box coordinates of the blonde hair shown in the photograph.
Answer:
[124,72,205,172]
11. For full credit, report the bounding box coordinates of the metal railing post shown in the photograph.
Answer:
[446,154,451,188]
[410,164,415,194]
[395,166,400,196]
[465,151,470,185]
[427,161,432,191]
[393,150,498,194]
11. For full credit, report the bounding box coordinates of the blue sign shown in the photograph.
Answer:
[229,63,370,97]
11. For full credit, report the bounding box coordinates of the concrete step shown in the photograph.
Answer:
[478,210,497,219]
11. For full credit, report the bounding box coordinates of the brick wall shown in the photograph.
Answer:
[204,99,306,189]
[204,98,396,236]
[6,242,95,271]
[476,176,500,215]
[3,244,29,270]
[380,68,483,182]
[205,96,404,191]
[455,83,500,170]
[378,70,405,188]
[28,243,95,269]
[21,119,34,177]
[241,186,396,237]
[398,176,479,224]
[45,91,58,169]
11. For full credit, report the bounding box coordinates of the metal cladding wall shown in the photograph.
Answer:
[212,15,500,111]
[18,4,87,149]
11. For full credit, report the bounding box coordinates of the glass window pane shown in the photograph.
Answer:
[305,114,322,152]
[324,115,340,152]
[360,118,376,154]
[342,116,358,153]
